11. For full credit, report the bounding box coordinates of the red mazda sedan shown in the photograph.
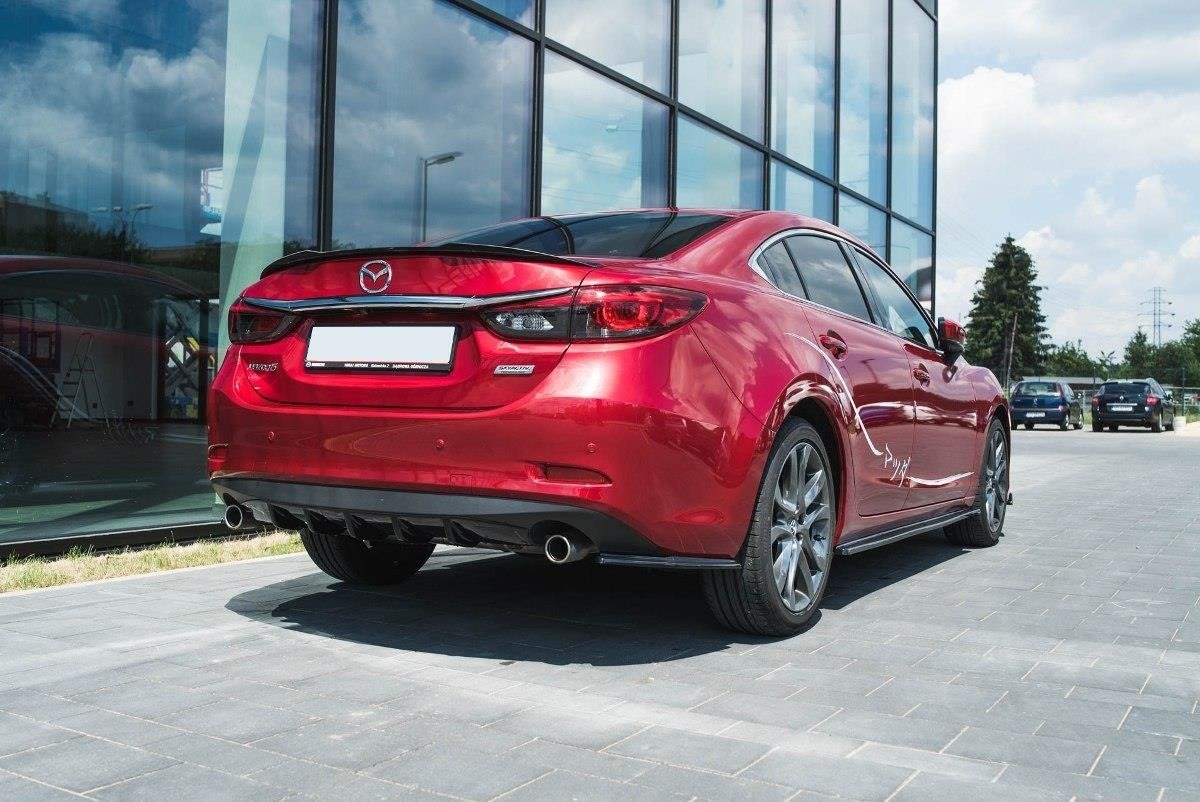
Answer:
[209,210,1010,635]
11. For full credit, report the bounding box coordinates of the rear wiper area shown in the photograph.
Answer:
[261,243,598,278]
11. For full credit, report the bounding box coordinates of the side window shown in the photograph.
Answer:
[783,236,873,322]
[755,242,808,298]
[853,249,938,349]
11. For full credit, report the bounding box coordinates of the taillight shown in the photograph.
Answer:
[482,285,707,342]
[1091,395,1101,406]
[228,301,296,344]
[1146,395,1158,406]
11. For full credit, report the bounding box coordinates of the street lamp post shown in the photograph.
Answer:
[419,151,462,242]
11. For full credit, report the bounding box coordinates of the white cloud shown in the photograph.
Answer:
[935,4,1200,356]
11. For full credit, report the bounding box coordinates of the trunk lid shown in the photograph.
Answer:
[234,249,596,410]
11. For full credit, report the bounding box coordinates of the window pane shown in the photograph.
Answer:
[771,0,835,175]
[678,0,766,139]
[839,0,889,203]
[333,0,532,246]
[545,0,670,92]
[757,242,807,297]
[893,0,935,226]
[0,0,320,544]
[856,252,937,348]
[434,211,730,257]
[474,0,534,25]
[838,195,887,256]
[542,55,668,214]
[785,236,872,321]
[890,218,933,306]
[771,162,834,221]
[676,117,764,209]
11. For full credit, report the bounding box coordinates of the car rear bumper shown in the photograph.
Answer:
[1011,408,1067,423]
[1093,411,1156,424]
[207,327,766,559]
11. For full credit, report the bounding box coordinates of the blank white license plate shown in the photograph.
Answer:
[1025,412,1045,418]
[305,326,456,371]
[1109,404,1134,412]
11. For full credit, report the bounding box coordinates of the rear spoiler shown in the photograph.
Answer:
[260,243,598,278]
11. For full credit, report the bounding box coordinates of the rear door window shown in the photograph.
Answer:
[755,242,808,298]
[783,236,873,322]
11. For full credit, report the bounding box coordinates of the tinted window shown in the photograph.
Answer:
[432,212,730,258]
[854,251,936,348]
[784,236,872,321]
[1101,382,1151,395]
[756,242,807,297]
[1013,382,1060,397]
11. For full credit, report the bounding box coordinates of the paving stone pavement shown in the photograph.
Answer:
[1,427,1198,800]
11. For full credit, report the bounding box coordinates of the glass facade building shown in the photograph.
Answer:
[0,0,935,544]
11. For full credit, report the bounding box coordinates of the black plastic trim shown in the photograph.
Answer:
[835,507,976,556]
[212,478,661,556]
[260,244,598,277]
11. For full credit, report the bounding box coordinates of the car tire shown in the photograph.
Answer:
[1023,422,1034,430]
[944,419,1008,549]
[1151,415,1162,433]
[1058,416,1069,431]
[703,419,835,637]
[1092,421,1103,432]
[300,527,434,584]
[1108,424,1118,432]
[1165,416,1174,432]
[1074,416,1084,430]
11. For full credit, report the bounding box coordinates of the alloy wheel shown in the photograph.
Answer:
[982,429,1008,532]
[770,442,833,613]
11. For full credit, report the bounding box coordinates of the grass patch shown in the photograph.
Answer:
[0,531,303,593]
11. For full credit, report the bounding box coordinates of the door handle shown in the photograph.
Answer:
[818,333,848,359]
[913,364,931,384]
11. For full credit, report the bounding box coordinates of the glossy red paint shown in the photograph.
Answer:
[209,210,1007,558]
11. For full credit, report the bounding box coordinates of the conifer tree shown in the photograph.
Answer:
[964,236,1049,383]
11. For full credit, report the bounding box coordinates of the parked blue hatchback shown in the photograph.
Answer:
[1010,380,1084,430]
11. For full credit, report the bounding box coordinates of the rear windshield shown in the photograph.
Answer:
[1101,382,1150,395]
[1012,382,1060,397]
[429,211,731,259]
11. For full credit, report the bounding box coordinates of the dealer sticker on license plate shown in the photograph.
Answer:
[1109,404,1134,412]
[1025,412,1045,418]
[305,325,456,371]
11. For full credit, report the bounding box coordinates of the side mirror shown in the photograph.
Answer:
[938,317,965,362]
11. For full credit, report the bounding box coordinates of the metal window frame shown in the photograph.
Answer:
[313,0,936,292]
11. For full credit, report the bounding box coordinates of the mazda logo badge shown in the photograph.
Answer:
[358,260,392,294]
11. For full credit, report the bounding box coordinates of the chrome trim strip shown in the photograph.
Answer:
[242,286,572,314]
[835,508,976,556]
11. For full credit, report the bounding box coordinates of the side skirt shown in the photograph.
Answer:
[835,508,977,556]
[597,554,741,570]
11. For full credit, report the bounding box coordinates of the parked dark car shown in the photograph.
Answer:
[1010,380,1083,430]
[1091,379,1176,433]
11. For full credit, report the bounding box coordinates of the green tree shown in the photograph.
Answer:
[1122,329,1155,377]
[1044,340,1095,376]
[964,236,1049,383]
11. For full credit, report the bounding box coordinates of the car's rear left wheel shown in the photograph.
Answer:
[300,527,434,584]
[703,419,835,636]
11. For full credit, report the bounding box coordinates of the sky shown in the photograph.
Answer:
[935,0,1200,357]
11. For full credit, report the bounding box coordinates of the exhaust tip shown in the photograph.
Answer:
[223,503,246,531]
[544,534,572,564]
[543,532,596,564]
